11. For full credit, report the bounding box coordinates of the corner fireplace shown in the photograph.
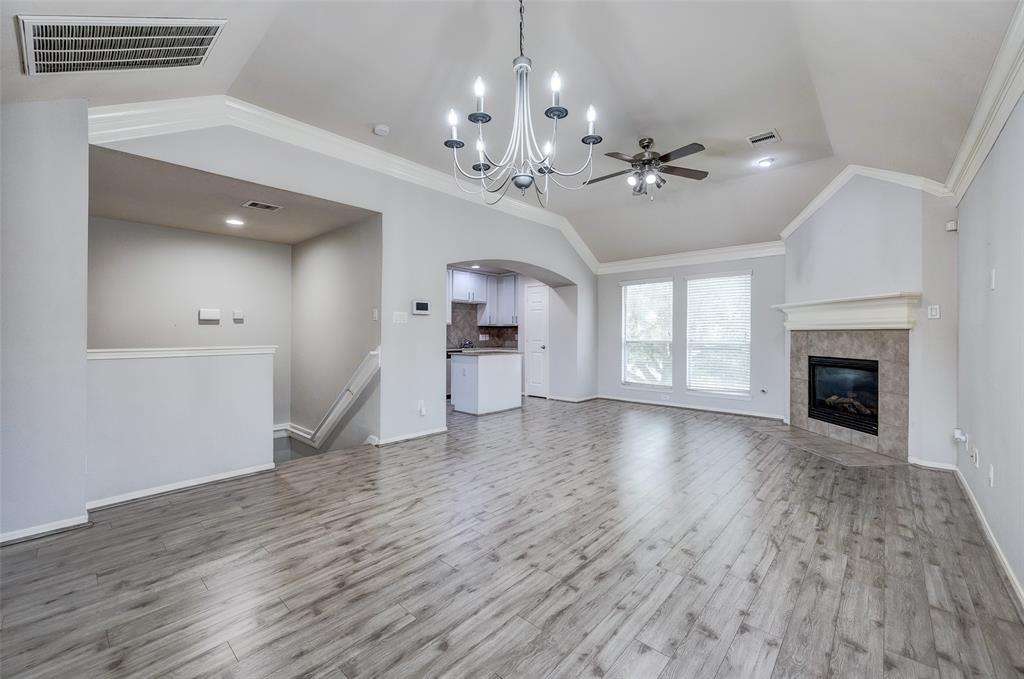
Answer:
[808,356,879,435]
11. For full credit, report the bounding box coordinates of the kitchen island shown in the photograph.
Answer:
[450,350,522,415]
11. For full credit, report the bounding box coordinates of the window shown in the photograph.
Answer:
[622,280,673,387]
[686,273,751,395]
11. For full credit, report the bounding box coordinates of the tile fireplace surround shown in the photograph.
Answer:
[790,330,909,460]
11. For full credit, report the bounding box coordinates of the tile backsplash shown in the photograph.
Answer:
[447,303,518,349]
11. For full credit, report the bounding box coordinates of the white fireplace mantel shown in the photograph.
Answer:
[773,292,922,331]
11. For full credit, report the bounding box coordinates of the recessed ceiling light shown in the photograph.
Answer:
[757,157,775,168]
[225,217,245,227]
[471,265,481,269]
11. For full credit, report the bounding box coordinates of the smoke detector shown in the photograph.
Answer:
[746,128,781,146]
[17,15,226,75]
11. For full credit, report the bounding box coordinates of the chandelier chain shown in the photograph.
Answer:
[519,0,525,56]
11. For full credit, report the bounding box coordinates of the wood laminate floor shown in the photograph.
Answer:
[2,398,1022,678]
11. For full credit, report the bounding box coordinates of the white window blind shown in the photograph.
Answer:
[622,280,673,387]
[686,274,751,394]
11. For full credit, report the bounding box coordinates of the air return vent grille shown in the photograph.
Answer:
[17,16,226,75]
[242,200,283,212]
[746,129,781,146]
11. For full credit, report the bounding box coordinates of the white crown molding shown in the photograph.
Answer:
[88,95,600,273]
[87,345,278,360]
[596,240,785,275]
[773,292,922,331]
[946,0,1024,203]
[780,165,952,240]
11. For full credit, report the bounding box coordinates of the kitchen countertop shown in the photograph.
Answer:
[450,349,522,356]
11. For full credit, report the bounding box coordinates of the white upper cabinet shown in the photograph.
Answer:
[497,274,517,325]
[452,269,487,302]
[478,275,500,325]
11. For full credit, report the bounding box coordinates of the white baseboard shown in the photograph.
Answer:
[373,427,448,446]
[597,394,783,421]
[953,467,1024,616]
[0,514,90,545]
[908,456,959,471]
[85,463,276,510]
[548,394,598,404]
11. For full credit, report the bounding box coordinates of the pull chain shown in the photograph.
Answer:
[519,0,525,56]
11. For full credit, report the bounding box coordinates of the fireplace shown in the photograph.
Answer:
[808,356,879,435]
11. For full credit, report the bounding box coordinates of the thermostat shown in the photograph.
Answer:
[412,300,431,315]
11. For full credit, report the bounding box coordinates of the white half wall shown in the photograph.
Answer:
[598,254,787,419]
[103,125,598,441]
[1,100,90,540]
[86,348,275,507]
[88,217,293,424]
[956,93,1024,598]
[784,175,959,466]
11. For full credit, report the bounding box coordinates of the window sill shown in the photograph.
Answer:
[620,383,673,393]
[685,388,752,402]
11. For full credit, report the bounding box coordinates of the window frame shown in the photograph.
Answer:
[684,270,753,399]
[620,277,674,390]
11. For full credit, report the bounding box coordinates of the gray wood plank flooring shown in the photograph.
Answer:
[1,398,1021,678]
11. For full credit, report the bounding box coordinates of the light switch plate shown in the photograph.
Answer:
[232,309,244,322]
[927,305,941,319]
[392,311,408,324]
[198,308,221,322]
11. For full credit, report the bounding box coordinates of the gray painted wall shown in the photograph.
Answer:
[957,94,1024,592]
[291,214,382,449]
[108,125,598,441]
[1,100,90,537]
[597,255,787,418]
[784,175,959,466]
[88,217,294,424]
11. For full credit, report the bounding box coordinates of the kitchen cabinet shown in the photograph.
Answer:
[451,269,487,303]
[479,273,518,326]
[477,275,500,325]
[497,274,517,325]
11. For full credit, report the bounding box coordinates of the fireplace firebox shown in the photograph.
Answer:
[808,356,879,435]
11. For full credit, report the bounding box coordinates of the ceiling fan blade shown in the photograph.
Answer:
[658,142,705,163]
[584,169,630,185]
[604,152,636,163]
[659,165,709,180]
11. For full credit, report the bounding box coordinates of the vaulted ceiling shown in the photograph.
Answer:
[1,1,1017,262]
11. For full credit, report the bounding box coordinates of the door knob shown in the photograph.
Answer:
[541,344,546,349]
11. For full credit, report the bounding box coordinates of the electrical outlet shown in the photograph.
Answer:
[417,399,426,417]
[372,308,379,321]
[988,464,994,488]
[660,394,670,402]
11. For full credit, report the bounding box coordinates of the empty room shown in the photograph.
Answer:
[1,1,1022,677]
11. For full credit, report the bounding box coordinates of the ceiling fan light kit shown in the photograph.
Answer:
[444,0,600,207]
[586,137,709,200]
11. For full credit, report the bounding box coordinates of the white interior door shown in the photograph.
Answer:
[525,284,549,397]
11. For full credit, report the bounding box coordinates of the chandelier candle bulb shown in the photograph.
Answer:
[586,105,596,136]
[473,77,485,113]
[447,109,459,140]
[550,71,561,107]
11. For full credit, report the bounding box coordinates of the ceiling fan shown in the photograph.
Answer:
[585,138,708,198]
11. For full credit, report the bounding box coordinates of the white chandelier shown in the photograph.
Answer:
[444,0,601,207]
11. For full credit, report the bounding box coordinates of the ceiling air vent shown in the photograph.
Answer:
[746,128,781,146]
[17,16,226,76]
[242,200,283,213]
